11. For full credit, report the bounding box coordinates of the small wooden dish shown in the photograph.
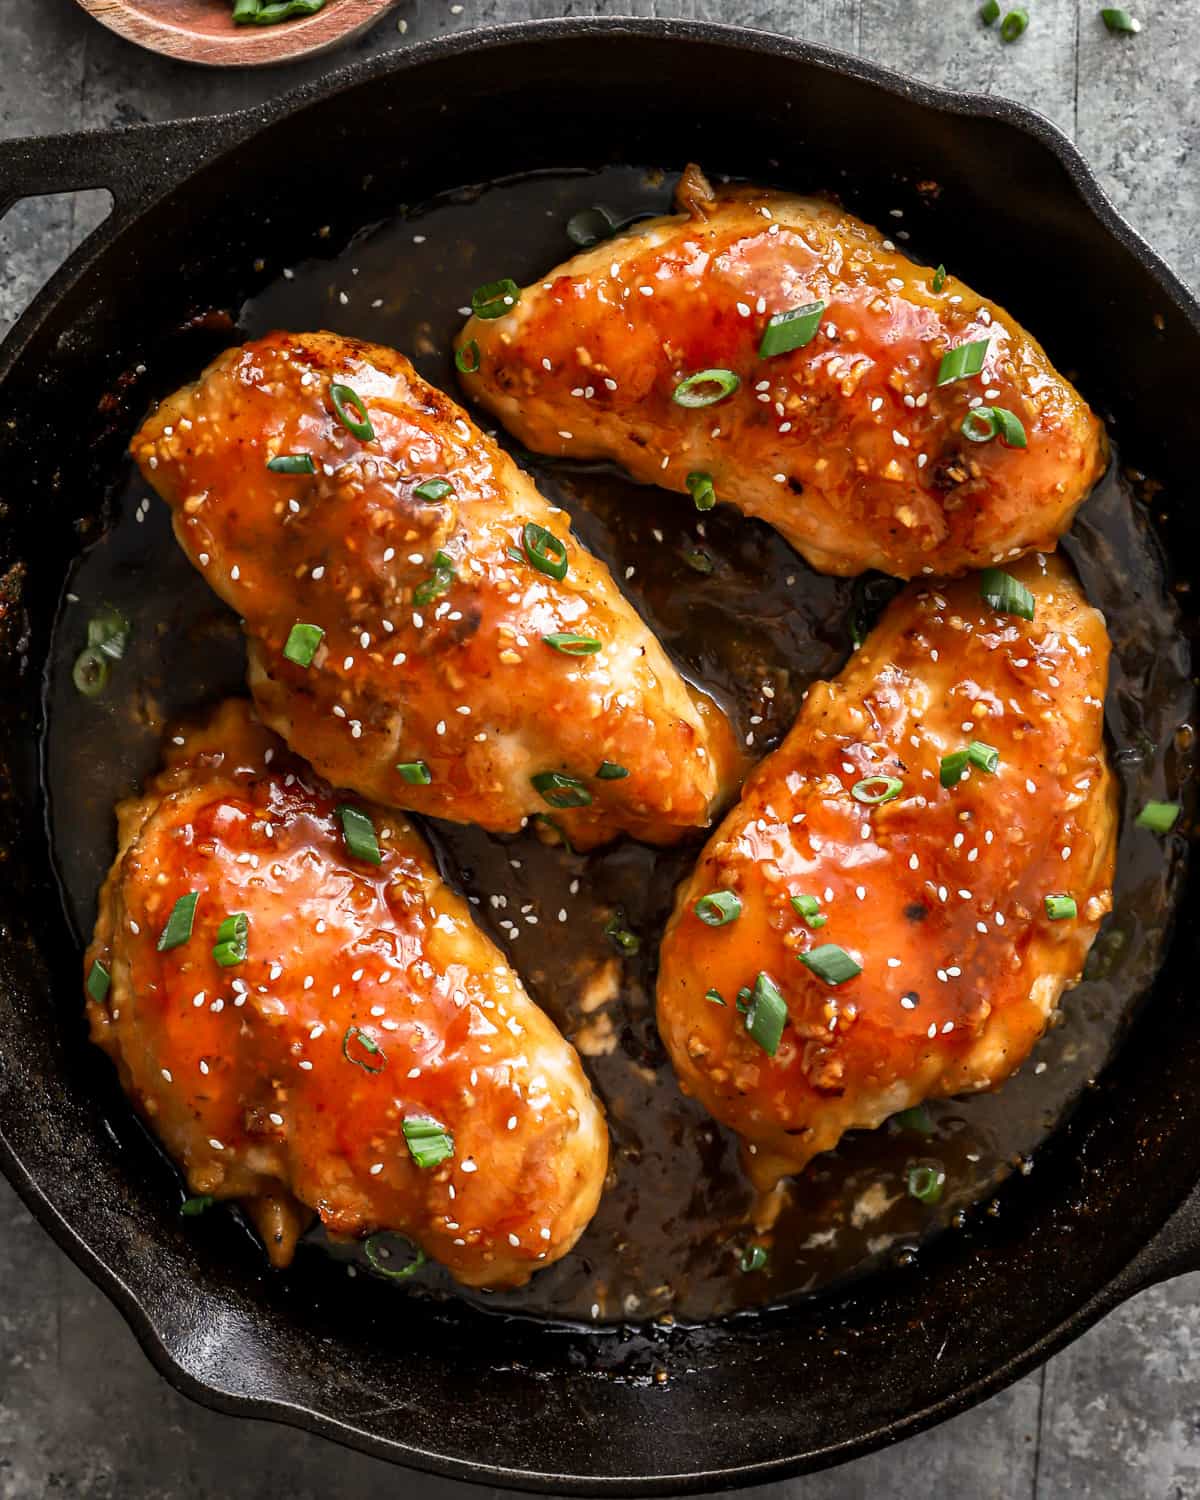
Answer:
[75,0,398,67]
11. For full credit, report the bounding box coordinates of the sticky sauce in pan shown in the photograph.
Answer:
[43,167,1193,1325]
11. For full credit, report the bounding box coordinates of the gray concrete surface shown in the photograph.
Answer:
[3,0,1200,1494]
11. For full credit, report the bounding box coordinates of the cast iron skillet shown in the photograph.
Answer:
[1,18,1198,1491]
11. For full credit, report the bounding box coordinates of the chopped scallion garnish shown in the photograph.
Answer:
[521,521,569,581]
[337,804,382,864]
[686,471,717,511]
[694,891,742,927]
[936,338,989,386]
[455,339,481,374]
[705,988,726,1007]
[543,632,601,655]
[893,1105,934,1135]
[86,959,110,1003]
[413,477,454,503]
[798,943,862,985]
[682,547,714,575]
[1136,800,1180,833]
[1045,894,1077,920]
[413,550,455,606]
[980,0,1000,21]
[402,1115,454,1168]
[181,1195,215,1216]
[791,893,827,930]
[364,1234,427,1279]
[470,278,521,320]
[604,912,640,955]
[73,647,110,697]
[283,622,324,668]
[968,740,1000,774]
[851,774,903,805]
[961,406,1027,448]
[157,891,199,953]
[979,567,1035,620]
[531,770,592,808]
[342,1025,387,1073]
[907,1163,945,1203]
[932,263,948,292]
[740,1244,769,1272]
[395,760,432,786]
[212,912,248,968]
[329,382,374,441]
[744,972,787,1055]
[88,605,132,661]
[595,761,628,780]
[1000,8,1029,41]
[1101,8,1140,33]
[672,369,741,408]
[758,300,826,358]
[266,453,316,475]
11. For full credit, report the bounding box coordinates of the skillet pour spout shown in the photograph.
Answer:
[0,19,1197,1492]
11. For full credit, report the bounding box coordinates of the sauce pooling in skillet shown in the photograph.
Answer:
[44,167,1193,1324]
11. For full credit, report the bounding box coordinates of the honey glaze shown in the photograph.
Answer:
[45,166,1191,1323]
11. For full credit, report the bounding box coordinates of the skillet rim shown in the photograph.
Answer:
[2,15,1199,1492]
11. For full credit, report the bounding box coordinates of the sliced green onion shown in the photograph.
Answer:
[604,912,640,955]
[980,0,1000,19]
[364,1234,427,1279]
[686,471,716,511]
[531,770,592,808]
[936,338,990,386]
[799,943,862,986]
[595,761,628,780]
[968,740,1000,774]
[521,521,568,581]
[283,621,324,668]
[337,805,382,865]
[940,750,969,789]
[157,891,199,953]
[1045,894,1077,920]
[758,300,825,358]
[212,912,248,968]
[893,1105,934,1135]
[73,647,110,697]
[1101,7,1140,33]
[566,206,617,248]
[330,382,374,441]
[342,1025,386,1073]
[694,891,742,927]
[532,814,576,853]
[672,368,741,408]
[88,605,132,661]
[1136,800,1180,833]
[705,988,726,1007]
[402,1116,455,1168]
[266,453,316,475]
[907,1164,946,1203]
[740,1244,769,1273]
[790,894,827,930]
[413,477,454,503]
[1000,8,1029,41]
[470,278,521,320]
[86,960,111,1003]
[980,567,1035,620]
[413,550,455,606]
[851,774,903,805]
[181,1195,215,1216]
[735,986,753,1012]
[932,263,948,292]
[455,340,481,374]
[682,547,714,575]
[395,760,432,786]
[543,632,601,656]
[962,406,1027,448]
[232,0,262,18]
[745,972,788,1056]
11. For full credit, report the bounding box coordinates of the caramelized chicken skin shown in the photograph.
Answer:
[657,555,1116,1189]
[458,170,1106,579]
[131,332,731,850]
[85,700,607,1286]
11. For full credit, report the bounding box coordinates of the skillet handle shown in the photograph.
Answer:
[1107,1186,1200,1300]
[0,116,248,224]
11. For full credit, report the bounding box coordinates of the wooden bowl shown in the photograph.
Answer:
[74,0,398,67]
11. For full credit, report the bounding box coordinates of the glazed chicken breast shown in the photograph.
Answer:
[457,169,1107,579]
[131,331,731,850]
[657,555,1116,1190]
[84,700,608,1287]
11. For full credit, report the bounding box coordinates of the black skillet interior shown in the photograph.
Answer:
[1,20,1199,1492]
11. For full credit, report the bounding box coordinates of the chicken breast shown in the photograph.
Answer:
[457,169,1107,579]
[84,700,607,1287]
[131,331,731,850]
[657,555,1116,1190]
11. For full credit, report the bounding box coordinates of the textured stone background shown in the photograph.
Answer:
[2,0,1199,1495]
